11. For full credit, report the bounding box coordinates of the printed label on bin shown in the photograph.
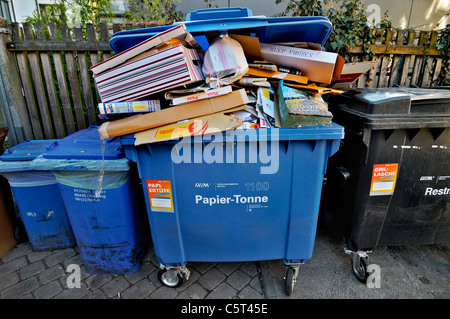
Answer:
[146,180,174,212]
[370,163,399,196]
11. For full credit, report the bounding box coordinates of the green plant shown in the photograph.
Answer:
[25,0,115,26]
[434,24,450,86]
[124,0,184,23]
[275,0,392,62]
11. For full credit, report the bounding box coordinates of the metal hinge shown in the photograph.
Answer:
[0,27,11,35]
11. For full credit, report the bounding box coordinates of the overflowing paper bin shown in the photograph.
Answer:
[0,139,76,251]
[121,124,343,293]
[32,126,146,274]
[320,87,450,282]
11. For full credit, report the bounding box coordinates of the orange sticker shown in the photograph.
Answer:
[146,180,174,212]
[370,163,399,196]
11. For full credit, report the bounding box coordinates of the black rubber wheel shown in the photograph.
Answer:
[14,222,28,243]
[158,268,183,288]
[284,267,295,296]
[351,257,369,284]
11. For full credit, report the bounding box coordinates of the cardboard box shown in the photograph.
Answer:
[332,61,378,89]
[260,43,345,84]
[98,89,250,139]
[134,107,245,145]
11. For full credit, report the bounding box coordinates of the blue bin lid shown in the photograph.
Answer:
[108,7,333,54]
[43,126,125,160]
[0,139,59,162]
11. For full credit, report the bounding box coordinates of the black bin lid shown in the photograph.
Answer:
[328,87,450,129]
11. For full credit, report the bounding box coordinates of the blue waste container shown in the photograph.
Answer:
[112,7,345,295]
[32,126,145,274]
[0,140,76,251]
[121,124,344,293]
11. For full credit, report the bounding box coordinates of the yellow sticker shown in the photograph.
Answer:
[370,163,399,196]
[146,180,174,212]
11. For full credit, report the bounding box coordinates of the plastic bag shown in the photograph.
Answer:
[52,170,130,191]
[202,34,249,88]
[1,171,58,187]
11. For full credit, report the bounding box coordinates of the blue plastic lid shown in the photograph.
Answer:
[109,8,332,54]
[43,126,125,160]
[0,139,59,162]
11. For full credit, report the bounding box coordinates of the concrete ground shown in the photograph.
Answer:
[0,221,449,300]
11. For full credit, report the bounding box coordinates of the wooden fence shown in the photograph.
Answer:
[1,22,448,142]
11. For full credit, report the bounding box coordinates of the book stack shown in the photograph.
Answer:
[91,24,204,104]
[94,45,203,103]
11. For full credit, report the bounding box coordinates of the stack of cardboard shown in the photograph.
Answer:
[92,24,358,143]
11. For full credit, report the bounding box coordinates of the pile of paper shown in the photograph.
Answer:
[91,23,358,143]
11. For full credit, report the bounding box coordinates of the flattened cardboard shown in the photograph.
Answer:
[246,67,308,85]
[332,61,378,87]
[260,43,345,84]
[134,106,245,145]
[98,89,249,139]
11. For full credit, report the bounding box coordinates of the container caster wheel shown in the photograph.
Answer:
[284,265,300,296]
[158,268,183,288]
[14,222,28,244]
[351,256,369,284]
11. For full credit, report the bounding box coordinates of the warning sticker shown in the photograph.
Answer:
[370,163,399,196]
[146,180,174,212]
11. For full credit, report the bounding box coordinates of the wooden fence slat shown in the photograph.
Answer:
[74,27,97,127]
[99,23,111,61]
[399,30,416,86]
[48,22,75,135]
[36,23,65,138]
[86,23,101,105]
[10,23,42,139]
[23,23,53,139]
[61,24,85,131]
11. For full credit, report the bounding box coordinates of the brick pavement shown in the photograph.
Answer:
[0,242,266,299]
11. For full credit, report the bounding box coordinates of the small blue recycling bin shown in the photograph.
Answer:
[121,124,344,292]
[32,126,145,274]
[0,140,76,251]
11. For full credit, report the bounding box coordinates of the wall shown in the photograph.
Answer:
[175,0,449,30]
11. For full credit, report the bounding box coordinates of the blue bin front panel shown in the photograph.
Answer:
[131,137,335,266]
[58,180,143,275]
[11,184,75,251]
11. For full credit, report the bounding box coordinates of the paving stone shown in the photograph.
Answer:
[121,278,157,299]
[33,281,63,299]
[150,285,178,299]
[44,248,76,267]
[240,262,258,277]
[192,262,217,274]
[0,256,28,277]
[83,289,108,299]
[1,244,32,263]
[206,282,238,299]
[27,251,52,263]
[0,271,19,290]
[101,276,130,298]
[85,274,113,290]
[226,269,252,290]
[175,283,208,299]
[217,262,242,276]
[197,267,226,291]
[52,282,90,299]
[249,276,263,294]
[124,262,157,284]
[39,264,65,285]
[238,285,263,299]
[18,261,46,280]
[1,277,40,299]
